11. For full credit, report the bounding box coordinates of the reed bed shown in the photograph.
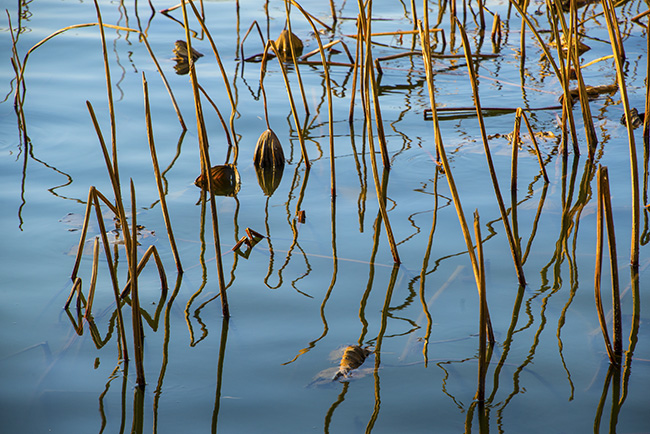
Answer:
[8,0,648,428]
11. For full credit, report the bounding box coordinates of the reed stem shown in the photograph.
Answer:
[129,181,146,388]
[455,17,526,286]
[601,0,640,267]
[180,0,229,317]
[143,73,183,275]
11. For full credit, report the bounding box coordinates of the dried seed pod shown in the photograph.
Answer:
[620,108,644,129]
[172,40,204,61]
[275,29,303,61]
[172,40,203,75]
[194,164,241,197]
[254,129,285,169]
[333,345,371,380]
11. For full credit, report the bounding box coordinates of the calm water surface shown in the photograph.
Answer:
[1,0,649,432]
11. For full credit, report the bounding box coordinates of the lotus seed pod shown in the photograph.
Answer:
[254,129,285,169]
[194,164,241,197]
[275,29,303,61]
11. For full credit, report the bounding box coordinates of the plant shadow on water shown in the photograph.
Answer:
[1,0,649,432]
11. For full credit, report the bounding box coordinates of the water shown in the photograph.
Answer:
[1,0,649,432]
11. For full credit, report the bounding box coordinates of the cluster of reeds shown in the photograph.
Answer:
[9,0,647,422]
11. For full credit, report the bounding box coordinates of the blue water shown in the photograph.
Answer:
[1,0,649,432]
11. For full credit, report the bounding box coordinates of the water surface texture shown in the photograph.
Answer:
[1,0,649,432]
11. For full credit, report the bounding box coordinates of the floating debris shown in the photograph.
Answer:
[296,210,306,224]
[548,35,591,55]
[333,345,372,381]
[173,40,203,62]
[194,164,241,197]
[172,40,203,75]
[559,84,618,104]
[620,108,645,129]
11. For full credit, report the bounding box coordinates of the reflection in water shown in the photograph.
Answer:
[211,316,230,434]
[5,0,650,432]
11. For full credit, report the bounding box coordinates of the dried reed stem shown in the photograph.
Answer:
[552,0,597,156]
[71,187,98,280]
[284,0,311,116]
[129,181,146,388]
[260,40,309,167]
[418,18,493,341]
[186,0,240,160]
[359,1,400,264]
[348,18,363,124]
[180,0,229,317]
[143,73,183,274]
[86,101,133,258]
[92,0,119,185]
[290,0,335,191]
[519,108,550,183]
[511,111,521,254]
[602,0,640,267]
[593,178,612,358]
[197,84,233,149]
[645,20,650,142]
[474,211,488,402]
[92,192,129,361]
[63,277,82,311]
[511,0,579,154]
[456,17,526,286]
[595,166,622,365]
[120,245,169,298]
[357,1,390,169]
[84,237,101,319]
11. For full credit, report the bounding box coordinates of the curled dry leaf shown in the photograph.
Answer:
[194,164,241,197]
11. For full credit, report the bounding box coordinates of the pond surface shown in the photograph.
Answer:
[1,0,649,432]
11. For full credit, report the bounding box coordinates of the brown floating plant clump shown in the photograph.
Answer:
[333,345,372,381]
